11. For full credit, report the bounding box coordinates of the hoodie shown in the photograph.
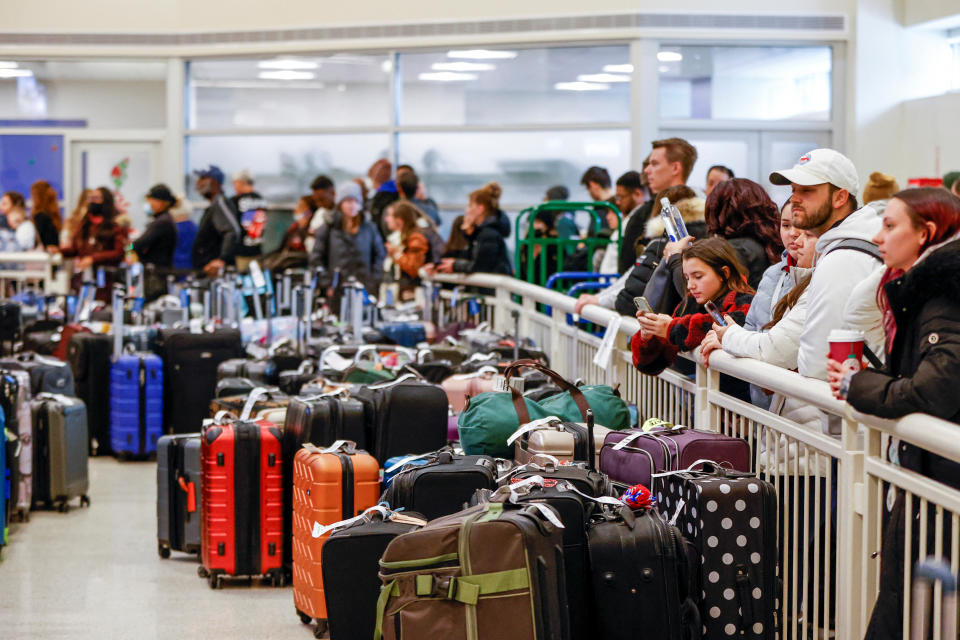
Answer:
[797,204,883,380]
[453,212,513,275]
[744,251,795,332]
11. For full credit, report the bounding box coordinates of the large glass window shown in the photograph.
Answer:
[399,45,631,126]
[0,59,167,128]
[398,129,630,206]
[185,134,389,202]
[188,54,392,129]
[658,45,832,121]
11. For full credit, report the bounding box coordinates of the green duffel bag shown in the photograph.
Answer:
[458,359,630,458]
[343,362,396,384]
[540,384,631,431]
[458,391,555,458]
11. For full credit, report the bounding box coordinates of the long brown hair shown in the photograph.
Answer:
[469,181,502,216]
[390,201,423,242]
[66,188,93,238]
[446,215,470,253]
[30,180,62,231]
[681,236,755,300]
[705,178,783,263]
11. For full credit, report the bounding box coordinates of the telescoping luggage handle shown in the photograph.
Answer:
[503,359,592,426]
[311,504,428,539]
[912,559,958,640]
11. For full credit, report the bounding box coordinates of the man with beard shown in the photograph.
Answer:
[769,149,882,383]
[192,165,242,277]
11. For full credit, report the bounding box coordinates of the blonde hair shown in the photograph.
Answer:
[862,172,900,204]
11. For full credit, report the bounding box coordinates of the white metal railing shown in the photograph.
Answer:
[0,251,63,293]
[433,272,960,640]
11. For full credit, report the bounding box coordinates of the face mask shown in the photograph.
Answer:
[87,202,104,216]
[144,202,154,216]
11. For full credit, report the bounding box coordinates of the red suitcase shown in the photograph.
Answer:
[200,418,284,589]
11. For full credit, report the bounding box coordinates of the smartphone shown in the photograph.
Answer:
[704,300,726,326]
[633,296,653,314]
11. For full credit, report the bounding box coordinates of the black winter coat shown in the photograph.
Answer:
[847,238,960,489]
[453,213,512,276]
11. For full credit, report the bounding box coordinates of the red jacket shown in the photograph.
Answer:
[631,289,754,376]
[62,220,127,266]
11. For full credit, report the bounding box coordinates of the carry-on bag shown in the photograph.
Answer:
[600,425,750,487]
[199,414,284,588]
[320,507,427,640]
[156,433,202,557]
[509,416,612,468]
[654,465,777,640]
[351,374,448,463]
[30,393,90,512]
[215,377,259,399]
[291,440,381,634]
[110,353,163,458]
[66,332,112,455]
[379,448,497,520]
[209,387,289,419]
[441,367,498,414]
[374,487,571,640]
[0,351,76,397]
[156,328,243,434]
[0,370,32,520]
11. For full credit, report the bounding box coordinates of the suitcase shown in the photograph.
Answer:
[156,328,243,434]
[110,353,163,458]
[600,426,750,488]
[66,333,113,455]
[654,467,778,640]
[210,389,289,419]
[587,503,699,640]
[378,321,427,348]
[381,453,430,489]
[441,368,498,414]
[321,509,427,640]
[292,441,381,633]
[199,417,284,588]
[53,323,91,361]
[351,376,448,463]
[1,352,76,397]
[215,377,258,399]
[0,299,20,345]
[406,360,454,384]
[510,417,612,469]
[30,394,90,512]
[0,426,6,545]
[0,370,32,520]
[379,449,497,520]
[156,433,203,557]
[281,393,367,571]
[419,343,470,367]
[375,490,570,640]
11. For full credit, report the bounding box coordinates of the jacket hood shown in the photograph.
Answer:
[815,204,882,254]
[492,209,511,238]
[897,236,960,307]
[643,196,706,239]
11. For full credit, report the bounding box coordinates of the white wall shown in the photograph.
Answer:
[900,92,960,178]
[0,79,165,128]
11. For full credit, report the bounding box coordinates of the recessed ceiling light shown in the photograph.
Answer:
[602,64,634,73]
[432,62,495,72]
[447,49,517,60]
[257,70,315,80]
[0,61,19,69]
[657,51,683,63]
[577,73,630,83]
[418,71,478,82]
[0,69,33,79]
[257,59,319,70]
[554,81,610,92]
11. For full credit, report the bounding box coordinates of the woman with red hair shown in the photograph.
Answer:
[827,187,960,640]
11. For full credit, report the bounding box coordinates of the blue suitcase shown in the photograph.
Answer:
[381,454,430,490]
[378,322,427,348]
[0,407,6,546]
[110,353,163,458]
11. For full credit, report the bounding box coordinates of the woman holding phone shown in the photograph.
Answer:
[825,188,960,639]
[631,236,753,377]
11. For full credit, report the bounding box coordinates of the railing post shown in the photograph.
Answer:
[833,417,867,640]
[550,306,567,378]
[493,287,511,335]
[859,425,884,637]
[694,357,717,431]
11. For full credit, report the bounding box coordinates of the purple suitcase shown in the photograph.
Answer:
[599,427,750,487]
[447,414,459,443]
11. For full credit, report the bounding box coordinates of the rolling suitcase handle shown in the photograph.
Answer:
[912,559,958,640]
[586,409,596,472]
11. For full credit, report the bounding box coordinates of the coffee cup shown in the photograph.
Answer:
[828,329,865,369]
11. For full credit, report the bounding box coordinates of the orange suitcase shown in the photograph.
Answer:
[292,440,381,636]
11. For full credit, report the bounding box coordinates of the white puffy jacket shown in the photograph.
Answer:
[841,264,886,365]
[797,205,883,380]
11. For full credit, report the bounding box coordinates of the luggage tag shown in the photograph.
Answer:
[493,374,525,394]
[96,267,106,289]
[592,315,622,370]
[506,416,563,445]
[385,453,432,474]
[552,480,623,509]
[239,387,274,420]
[312,504,390,538]
[467,298,481,317]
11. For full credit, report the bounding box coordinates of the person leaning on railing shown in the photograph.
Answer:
[825,187,960,640]
[631,237,754,400]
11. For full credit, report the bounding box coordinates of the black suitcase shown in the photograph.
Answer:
[380,449,497,520]
[156,433,203,557]
[0,352,75,397]
[155,328,243,434]
[321,509,427,640]
[655,467,777,640]
[281,394,367,572]
[587,504,699,640]
[214,377,258,399]
[66,333,113,456]
[351,377,448,463]
[218,354,305,386]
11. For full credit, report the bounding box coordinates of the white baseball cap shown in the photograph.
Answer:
[769,148,859,197]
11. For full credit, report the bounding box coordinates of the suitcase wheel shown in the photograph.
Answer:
[80,495,90,508]
[158,542,171,559]
[197,566,209,579]
[297,610,312,625]
[57,501,70,514]
[313,619,328,639]
[208,572,222,590]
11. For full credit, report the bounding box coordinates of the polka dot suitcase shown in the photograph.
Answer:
[655,468,777,640]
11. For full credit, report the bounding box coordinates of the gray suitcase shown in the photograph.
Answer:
[510,417,612,469]
[156,433,203,557]
[31,394,90,512]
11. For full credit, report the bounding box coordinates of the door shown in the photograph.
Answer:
[71,141,161,233]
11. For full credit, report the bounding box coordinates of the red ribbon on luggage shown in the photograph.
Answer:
[621,484,655,510]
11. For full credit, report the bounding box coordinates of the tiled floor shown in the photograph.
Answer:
[0,457,305,639]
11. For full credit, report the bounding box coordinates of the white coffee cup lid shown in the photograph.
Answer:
[828,329,864,341]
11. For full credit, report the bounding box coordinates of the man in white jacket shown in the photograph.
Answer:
[769,149,882,384]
